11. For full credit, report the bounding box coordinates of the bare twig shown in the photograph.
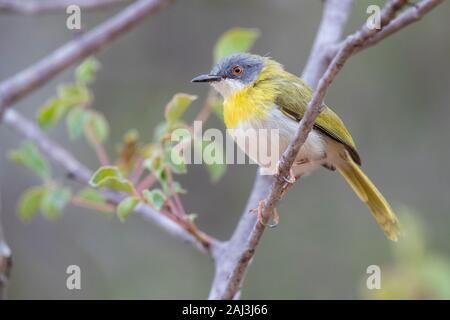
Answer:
[93,140,111,166]
[277,0,408,181]
[136,174,157,193]
[208,0,445,300]
[3,109,220,255]
[358,0,445,51]
[326,0,445,57]
[208,0,357,300]
[0,0,130,14]
[0,0,173,121]
[71,196,115,213]
[302,0,354,88]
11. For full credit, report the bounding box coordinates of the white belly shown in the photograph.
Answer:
[230,107,331,176]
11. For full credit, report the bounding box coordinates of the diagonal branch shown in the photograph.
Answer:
[0,0,173,121]
[357,0,445,51]
[3,109,221,255]
[208,0,355,300]
[209,0,443,300]
[302,0,354,88]
[326,0,445,57]
[0,0,130,14]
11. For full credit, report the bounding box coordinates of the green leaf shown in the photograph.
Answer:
[66,107,87,140]
[89,166,134,193]
[164,93,197,126]
[40,187,71,220]
[9,141,51,180]
[57,83,90,107]
[17,186,46,221]
[117,196,140,222]
[142,189,165,211]
[95,177,134,193]
[89,166,122,185]
[37,98,69,130]
[76,57,100,84]
[84,110,109,145]
[143,150,170,189]
[144,151,163,173]
[214,28,260,62]
[77,188,106,204]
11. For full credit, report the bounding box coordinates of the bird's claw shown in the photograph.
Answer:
[249,200,279,228]
[283,172,297,184]
[275,161,297,185]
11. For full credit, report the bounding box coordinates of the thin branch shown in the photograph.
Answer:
[302,0,354,88]
[357,0,445,51]
[71,196,115,213]
[208,0,356,300]
[0,190,13,300]
[3,109,221,255]
[0,0,130,14]
[208,0,445,300]
[0,0,174,121]
[305,0,444,88]
[93,140,111,166]
[326,0,445,57]
[136,174,157,193]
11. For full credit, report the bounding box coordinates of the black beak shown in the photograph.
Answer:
[191,74,222,83]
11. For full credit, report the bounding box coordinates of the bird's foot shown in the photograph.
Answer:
[275,161,297,185]
[249,200,280,228]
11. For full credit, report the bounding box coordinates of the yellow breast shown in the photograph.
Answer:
[223,83,276,129]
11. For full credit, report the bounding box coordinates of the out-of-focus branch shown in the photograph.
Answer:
[302,0,354,88]
[0,0,130,14]
[208,0,446,300]
[0,0,173,121]
[0,190,12,300]
[3,109,221,255]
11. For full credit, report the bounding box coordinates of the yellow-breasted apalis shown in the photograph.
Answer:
[192,53,400,241]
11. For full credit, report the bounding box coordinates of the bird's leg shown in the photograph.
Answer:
[249,200,279,228]
[276,160,307,199]
[276,158,308,184]
[275,160,296,184]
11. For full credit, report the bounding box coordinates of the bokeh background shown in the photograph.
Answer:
[1,0,449,299]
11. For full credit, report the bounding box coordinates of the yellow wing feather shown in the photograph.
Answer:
[268,64,361,164]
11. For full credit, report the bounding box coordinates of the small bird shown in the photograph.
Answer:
[192,53,400,241]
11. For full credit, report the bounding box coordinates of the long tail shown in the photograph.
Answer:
[336,151,400,241]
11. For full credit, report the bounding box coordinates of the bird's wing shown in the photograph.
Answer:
[274,75,361,165]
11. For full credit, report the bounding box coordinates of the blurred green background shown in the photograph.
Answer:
[1,0,450,299]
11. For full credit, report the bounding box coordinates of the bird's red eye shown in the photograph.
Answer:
[231,65,244,76]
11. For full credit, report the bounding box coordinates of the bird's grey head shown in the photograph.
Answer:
[191,53,265,98]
